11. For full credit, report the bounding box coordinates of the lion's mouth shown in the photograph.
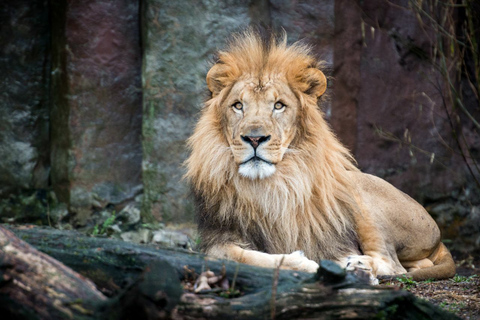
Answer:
[238,155,276,179]
[240,155,274,165]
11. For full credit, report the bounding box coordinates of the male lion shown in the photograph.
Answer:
[185,31,455,283]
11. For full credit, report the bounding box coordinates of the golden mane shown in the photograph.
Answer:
[185,31,361,261]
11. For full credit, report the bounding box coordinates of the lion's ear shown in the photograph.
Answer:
[303,68,327,98]
[206,63,229,97]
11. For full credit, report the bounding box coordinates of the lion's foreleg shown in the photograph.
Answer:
[207,244,319,273]
[345,195,407,281]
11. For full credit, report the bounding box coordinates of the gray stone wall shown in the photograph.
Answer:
[0,0,50,195]
[49,0,143,224]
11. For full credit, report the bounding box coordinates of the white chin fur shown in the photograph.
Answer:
[238,161,276,179]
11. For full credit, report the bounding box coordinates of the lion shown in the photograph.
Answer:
[185,30,456,283]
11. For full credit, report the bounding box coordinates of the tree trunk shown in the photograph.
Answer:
[1,225,459,319]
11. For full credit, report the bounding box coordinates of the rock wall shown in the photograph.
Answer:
[0,0,50,195]
[332,0,480,252]
[50,0,143,224]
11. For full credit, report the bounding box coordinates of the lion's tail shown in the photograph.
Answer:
[407,243,456,281]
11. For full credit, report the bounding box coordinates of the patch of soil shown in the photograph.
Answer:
[380,254,480,320]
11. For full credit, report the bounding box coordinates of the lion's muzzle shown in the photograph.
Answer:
[237,134,276,179]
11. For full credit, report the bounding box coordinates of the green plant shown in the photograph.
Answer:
[218,288,241,298]
[100,212,116,234]
[439,301,466,313]
[91,211,116,236]
[92,225,99,236]
[450,274,478,283]
[396,275,417,289]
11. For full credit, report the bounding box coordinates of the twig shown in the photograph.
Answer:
[47,201,52,228]
[230,251,243,292]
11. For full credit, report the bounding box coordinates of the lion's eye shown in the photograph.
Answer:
[232,102,243,110]
[274,102,286,110]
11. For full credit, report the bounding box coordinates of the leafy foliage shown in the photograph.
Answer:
[396,275,418,289]
[91,212,116,236]
[450,274,478,283]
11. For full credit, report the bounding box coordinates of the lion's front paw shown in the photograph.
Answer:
[282,251,319,273]
[345,255,379,285]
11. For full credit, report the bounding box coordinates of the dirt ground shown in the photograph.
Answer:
[380,254,480,320]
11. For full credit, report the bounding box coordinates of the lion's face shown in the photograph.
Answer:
[221,76,299,179]
[201,35,328,180]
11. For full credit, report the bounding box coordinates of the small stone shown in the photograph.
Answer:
[120,229,152,244]
[152,229,189,248]
[118,204,141,226]
[109,224,122,234]
[49,202,69,223]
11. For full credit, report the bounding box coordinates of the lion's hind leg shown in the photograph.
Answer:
[401,243,456,281]
[401,258,434,272]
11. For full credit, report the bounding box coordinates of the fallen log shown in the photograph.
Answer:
[0,226,106,319]
[2,225,459,319]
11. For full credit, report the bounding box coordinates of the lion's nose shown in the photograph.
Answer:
[241,135,271,149]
